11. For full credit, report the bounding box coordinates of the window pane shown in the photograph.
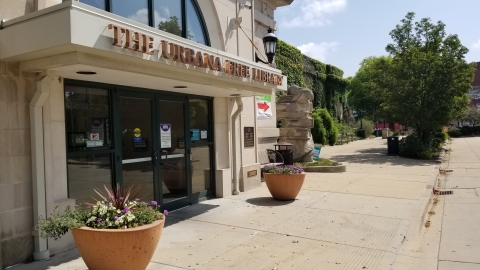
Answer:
[186,0,206,44]
[68,154,112,204]
[191,145,211,193]
[65,86,111,151]
[79,0,106,10]
[111,0,149,25]
[120,97,154,201]
[154,0,182,37]
[189,99,210,142]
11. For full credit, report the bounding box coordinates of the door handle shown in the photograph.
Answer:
[162,150,168,162]
[152,151,160,166]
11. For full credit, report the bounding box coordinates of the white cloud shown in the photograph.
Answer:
[473,39,480,50]
[297,42,339,62]
[282,0,347,28]
[128,8,149,25]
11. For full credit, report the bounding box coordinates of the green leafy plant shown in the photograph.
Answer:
[295,159,340,167]
[312,108,338,146]
[447,126,462,138]
[262,165,304,174]
[356,129,366,138]
[35,185,167,240]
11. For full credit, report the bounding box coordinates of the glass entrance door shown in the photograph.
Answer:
[158,98,190,209]
[117,93,158,202]
[114,89,213,211]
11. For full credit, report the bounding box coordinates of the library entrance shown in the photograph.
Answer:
[65,81,214,211]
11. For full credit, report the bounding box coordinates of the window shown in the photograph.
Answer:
[65,84,114,203]
[111,0,149,25]
[79,0,210,46]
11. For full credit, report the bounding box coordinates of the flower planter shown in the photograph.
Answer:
[264,173,306,200]
[71,218,165,270]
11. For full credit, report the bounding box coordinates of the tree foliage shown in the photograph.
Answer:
[347,56,392,121]
[347,12,475,145]
[462,107,480,126]
[384,12,475,141]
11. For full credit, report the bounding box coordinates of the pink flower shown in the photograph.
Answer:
[148,206,152,210]
[164,210,169,215]
[97,218,102,222]
[151,201,157,205]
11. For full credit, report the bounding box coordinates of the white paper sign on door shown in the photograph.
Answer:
[160,124,171,148]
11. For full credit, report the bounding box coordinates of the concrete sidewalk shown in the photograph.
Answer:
[437,137,480,270]
[9,138,437,270]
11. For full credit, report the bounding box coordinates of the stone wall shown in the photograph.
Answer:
[277,85,314,162]
[0,62,36,268]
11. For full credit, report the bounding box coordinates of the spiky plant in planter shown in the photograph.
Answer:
[35,184,167,270]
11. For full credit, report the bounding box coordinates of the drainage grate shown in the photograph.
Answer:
[433,189,454,195]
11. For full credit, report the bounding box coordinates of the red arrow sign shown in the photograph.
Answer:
[258,102,270,112]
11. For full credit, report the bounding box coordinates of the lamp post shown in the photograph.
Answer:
[256,27,278,65]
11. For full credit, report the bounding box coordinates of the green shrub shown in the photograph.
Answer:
[433,128,449,142]
[399,135,441,160]
[335,121,355,135]
[311,112,327,145]
[448,126,462,137]
[356,129,366,138]
[354,119,375,137]
[399,135,428,159]
[312,108,338,145]
[319,108,338,145]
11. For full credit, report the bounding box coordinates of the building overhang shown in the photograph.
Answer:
[0,1,287,97]
[270,0,295,7]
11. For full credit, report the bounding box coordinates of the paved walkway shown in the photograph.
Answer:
[390,137,480,270]
[10,138,437,270]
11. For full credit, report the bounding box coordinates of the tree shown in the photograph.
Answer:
[158,16,193,39]
[347,56,393,122]
[384,12,475,142]
[462,107,480,126]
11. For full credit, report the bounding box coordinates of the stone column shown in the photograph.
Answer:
[276,85,314,162]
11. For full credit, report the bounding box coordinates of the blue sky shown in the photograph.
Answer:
[276,0,480,78]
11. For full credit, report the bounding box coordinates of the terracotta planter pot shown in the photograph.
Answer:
[71,218,165,270]
[264,173,306,200]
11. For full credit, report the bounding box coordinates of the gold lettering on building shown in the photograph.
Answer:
[108,24,154,55]
[107,25,283,86]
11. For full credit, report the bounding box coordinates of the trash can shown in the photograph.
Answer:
[387,136,399,156]
[274,142,294,165]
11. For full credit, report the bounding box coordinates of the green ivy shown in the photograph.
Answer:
[275,40,349,120]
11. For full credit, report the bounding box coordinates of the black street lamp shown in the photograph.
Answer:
[256,27,278,65]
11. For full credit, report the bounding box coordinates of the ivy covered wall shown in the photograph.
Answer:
[275,40,349,119]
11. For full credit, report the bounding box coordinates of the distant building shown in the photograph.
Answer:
[468,62,480,110]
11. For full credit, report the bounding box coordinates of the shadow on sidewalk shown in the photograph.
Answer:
[329,147,434,167]
[246,197,295,206]
[165,203,219,227]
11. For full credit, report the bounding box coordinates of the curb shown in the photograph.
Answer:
[302,164,346,173]
[403,164,439,242]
